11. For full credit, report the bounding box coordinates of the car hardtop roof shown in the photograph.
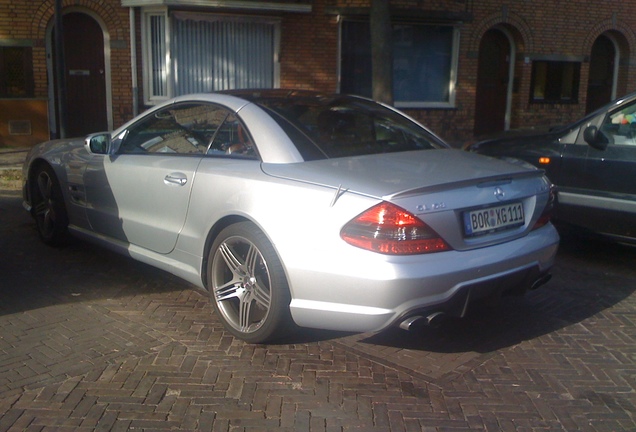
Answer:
[218,89,369,104]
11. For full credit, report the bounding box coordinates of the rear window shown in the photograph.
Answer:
[253,95,447,161]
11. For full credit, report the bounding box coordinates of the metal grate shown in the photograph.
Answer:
[8,120,32,135]
[1,47,33,97]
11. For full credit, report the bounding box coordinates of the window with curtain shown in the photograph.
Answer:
[143,11,279,104]
[340,20,458,108]
[148,13,167,100]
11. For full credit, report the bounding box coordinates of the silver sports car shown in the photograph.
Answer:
[22,90,559,343]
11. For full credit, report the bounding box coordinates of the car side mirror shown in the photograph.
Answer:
[583,125,608,151]
[85,133,111,155]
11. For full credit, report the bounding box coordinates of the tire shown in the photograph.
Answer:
[207,222,294,343]
[31,165,69,246]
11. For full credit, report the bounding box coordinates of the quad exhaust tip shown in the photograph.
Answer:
[531,273,552,290]
[399,274,553,332]
[399,312,446,331]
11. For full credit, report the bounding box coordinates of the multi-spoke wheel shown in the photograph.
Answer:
[31,165,69,246]
[208,222,293,343]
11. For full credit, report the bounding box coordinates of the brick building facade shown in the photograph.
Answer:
[1,0,635,147]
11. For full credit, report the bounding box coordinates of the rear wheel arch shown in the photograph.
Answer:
[202,215,251,289]
[204,220,296,343]
[201,216,289,290]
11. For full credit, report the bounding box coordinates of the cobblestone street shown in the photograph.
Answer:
[1,183,635,431]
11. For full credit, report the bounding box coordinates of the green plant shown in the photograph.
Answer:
[0,169,22,190]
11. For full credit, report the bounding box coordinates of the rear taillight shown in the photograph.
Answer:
[532,184,556,230]
[340,202,451,255]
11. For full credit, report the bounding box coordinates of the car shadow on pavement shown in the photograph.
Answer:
[358,233,636,354]
[0,190,354,346]
[3,188,635,356]
[0,192,188,317]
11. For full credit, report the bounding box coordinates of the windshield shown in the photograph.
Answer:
[251,94,448,161]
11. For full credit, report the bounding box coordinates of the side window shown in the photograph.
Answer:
[208,113,257,159]
[119,103,229,154]
[601,101,636,146]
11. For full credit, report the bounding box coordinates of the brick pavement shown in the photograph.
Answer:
[0,180,635,430]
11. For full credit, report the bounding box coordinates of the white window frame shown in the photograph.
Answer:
[141,8,280,105]
[141,7,171,104]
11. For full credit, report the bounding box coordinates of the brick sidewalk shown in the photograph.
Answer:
[1,189,635,430]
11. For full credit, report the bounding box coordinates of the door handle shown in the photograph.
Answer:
[164,173,188,186]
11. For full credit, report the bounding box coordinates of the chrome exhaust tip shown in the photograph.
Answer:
[424,311,446,328]
[531,273,552,290]
[399,315,424,331]
[399,312,447,331]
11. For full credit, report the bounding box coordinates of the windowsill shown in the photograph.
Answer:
[0,96,40,100]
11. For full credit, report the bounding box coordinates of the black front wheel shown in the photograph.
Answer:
[207,222,294,343]
[31,165,69,246]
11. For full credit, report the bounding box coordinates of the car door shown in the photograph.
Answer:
[558,101,636,238]
[84,102,231,254]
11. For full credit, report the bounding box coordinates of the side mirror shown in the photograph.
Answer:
[85,133,111,155]
[583,125,608,151]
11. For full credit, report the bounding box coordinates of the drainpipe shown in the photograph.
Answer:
[129,7,139,117]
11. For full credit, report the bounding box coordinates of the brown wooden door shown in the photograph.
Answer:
[56,13,108,137]
[474,29,510,138]
[586,35,615,114]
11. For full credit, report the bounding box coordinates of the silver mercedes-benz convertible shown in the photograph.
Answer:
[22,90,559,343]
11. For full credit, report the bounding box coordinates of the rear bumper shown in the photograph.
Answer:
[393,263,551,324]
[287,224,559,333]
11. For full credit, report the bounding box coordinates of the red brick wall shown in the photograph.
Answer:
[422,0,636,144]
[0,0,132,134]
[4,0,636,145]
[280,3,339,92]
[283,0,636,145]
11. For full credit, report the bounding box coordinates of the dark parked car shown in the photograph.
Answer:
[467,92,636,244]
